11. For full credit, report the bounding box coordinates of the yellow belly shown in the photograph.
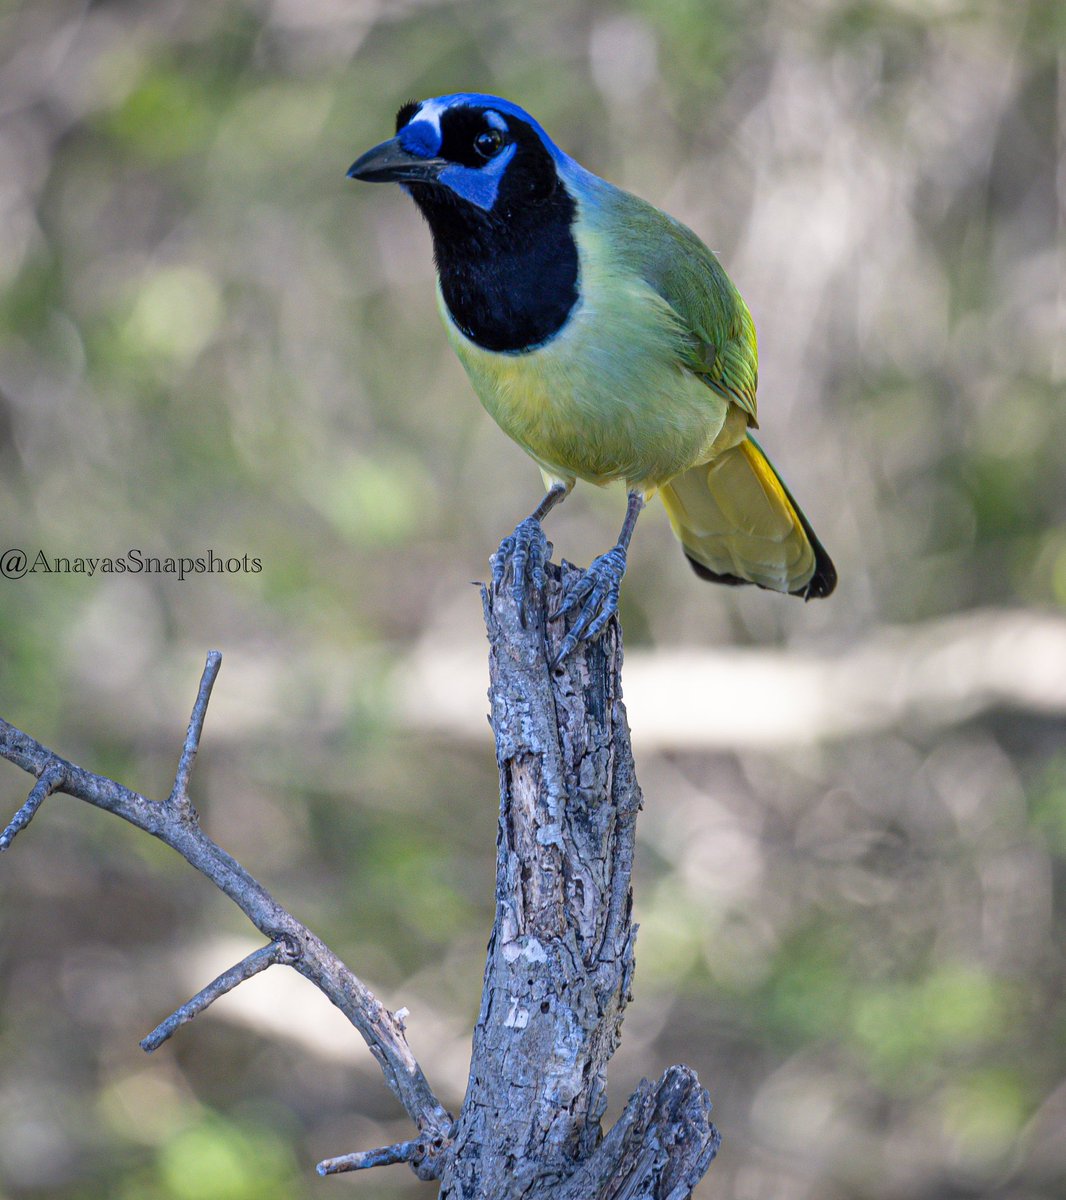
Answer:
[438,276,732,492]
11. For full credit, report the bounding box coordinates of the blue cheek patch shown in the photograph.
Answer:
[398,120,441,158]
[439,143,517,210]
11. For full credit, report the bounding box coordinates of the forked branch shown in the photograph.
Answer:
[0,653,452,1178]
[2,559,720,1197]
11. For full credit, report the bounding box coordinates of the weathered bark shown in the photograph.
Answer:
[438,561,719,1199]
[0,660,454,1177]
[0,556,719,1196]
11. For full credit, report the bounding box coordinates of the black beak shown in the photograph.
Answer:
[347,136,446,184]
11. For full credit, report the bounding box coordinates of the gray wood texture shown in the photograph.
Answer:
[0,557,719,1196]
[436,560,719,1198]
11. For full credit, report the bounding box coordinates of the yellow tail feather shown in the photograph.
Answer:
[659,436,836,598]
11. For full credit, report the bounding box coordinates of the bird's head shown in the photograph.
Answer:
[348,95,582,352]
[347,94,570,219]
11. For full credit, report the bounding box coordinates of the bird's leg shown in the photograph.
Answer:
[552,490,646,663]
[492,481,572,626]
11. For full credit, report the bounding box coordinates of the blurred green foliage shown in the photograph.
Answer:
[0,1,1064,1198]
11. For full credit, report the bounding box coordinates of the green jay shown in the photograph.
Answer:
[349,94,835,658]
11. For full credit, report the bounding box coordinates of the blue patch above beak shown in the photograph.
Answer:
[398,119,442,158]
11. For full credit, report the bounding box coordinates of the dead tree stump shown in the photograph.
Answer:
[437,560,719,1199]
[0,556,720,1197]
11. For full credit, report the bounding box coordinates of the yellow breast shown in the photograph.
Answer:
[437,240,730,490]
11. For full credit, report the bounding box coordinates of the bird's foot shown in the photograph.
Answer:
[551,546,627,664]
[492,516,552,627]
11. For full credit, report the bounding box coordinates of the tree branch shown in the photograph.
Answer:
[554,1067,720,1200]
[317,1139,422,1176]
[140,939,293,1052]
[168,647,220,815]
[0,654,452,1176]
[0,759,63,850]
[2,558,721,1196]
[437,559,718,1199]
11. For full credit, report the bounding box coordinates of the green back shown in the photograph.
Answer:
[580,177,760,424]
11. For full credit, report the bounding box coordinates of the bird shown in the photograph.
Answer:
[348,94,835,659]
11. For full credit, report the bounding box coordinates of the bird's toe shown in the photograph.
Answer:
[551,547,627,663]
[492,517,551,626]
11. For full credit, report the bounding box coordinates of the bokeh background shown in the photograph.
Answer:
[1,1,1065,1197]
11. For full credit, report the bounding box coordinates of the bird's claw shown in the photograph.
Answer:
[551,546,627,664]
[492,516,551,626]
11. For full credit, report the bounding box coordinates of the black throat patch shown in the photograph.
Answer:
[404,109,580,354]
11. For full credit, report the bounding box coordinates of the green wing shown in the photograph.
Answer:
[604,188,760,425]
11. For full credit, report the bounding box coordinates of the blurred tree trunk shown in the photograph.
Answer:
[437,563,718,1199]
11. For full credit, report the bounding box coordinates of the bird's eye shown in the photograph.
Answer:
[474,129,503,159]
